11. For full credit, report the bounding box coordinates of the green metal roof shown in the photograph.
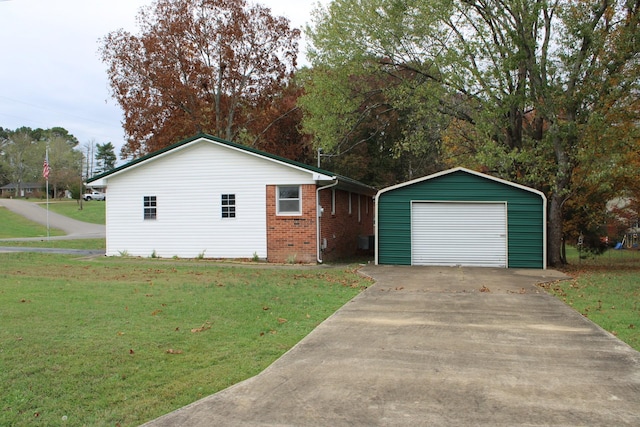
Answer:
[86,133,376,195]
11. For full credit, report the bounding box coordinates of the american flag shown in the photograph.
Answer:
[43,157,50,180]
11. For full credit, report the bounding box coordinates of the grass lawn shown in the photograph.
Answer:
[0,238,106,250]
[541,246,640,352]
[0,253,370,426]
[0,207,65,238]
[37,199,106,224]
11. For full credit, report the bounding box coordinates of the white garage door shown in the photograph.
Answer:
[411,202,507,267]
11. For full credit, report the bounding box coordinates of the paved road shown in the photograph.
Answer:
[0,198,105,240]
[143,266,640,427]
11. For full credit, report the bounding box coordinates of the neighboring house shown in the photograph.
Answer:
[606,197,639,247]
[0,182,43,198]
[376,167,547,269]
[86,134,376,263]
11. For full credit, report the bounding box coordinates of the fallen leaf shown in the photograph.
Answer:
[151,309,162,316]
[479,286,491,293]
[117,331,125,336]
[166,348,183,354]
[129,349,135,354]
[277,317,287,324]
[263,306,270,311]
[191,321,212,333]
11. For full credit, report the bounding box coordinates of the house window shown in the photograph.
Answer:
[221,194,236,218]
[277,185,301,215]
[348,192,352,215]
[143,196,157,220]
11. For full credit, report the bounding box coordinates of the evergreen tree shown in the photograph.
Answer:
[95,142,117,175]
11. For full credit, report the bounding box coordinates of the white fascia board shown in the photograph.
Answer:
[85,178,107,187]
[313,173,337,182]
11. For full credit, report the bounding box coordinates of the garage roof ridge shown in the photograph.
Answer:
[376,167,546,201]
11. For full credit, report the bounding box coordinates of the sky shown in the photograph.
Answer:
[0,0,324,160]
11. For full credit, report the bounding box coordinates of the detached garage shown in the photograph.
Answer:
[375,167,546,269]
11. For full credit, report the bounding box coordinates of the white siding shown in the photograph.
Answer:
[411,202,507,267]
[105,140,316,258]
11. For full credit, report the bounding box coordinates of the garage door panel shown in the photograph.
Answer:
[411,202,507,267]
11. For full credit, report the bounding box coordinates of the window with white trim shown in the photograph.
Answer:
[221,194,236,218]
[143,196,157,220]
[277,186,301,215]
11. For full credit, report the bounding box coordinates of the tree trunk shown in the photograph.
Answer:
[547,121,573,267]
[548,192,564,267]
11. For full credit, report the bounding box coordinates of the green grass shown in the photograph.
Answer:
[37,199,106,224]
[0,238,106,250]
[565,245,640,269]
[0,207,65,238]
[544,272,639,351]
[541,246,640,352]
[0,253,370,426]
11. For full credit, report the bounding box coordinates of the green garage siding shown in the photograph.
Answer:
[376,168,546,269]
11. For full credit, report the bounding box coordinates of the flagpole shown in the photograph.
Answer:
[45,147,50,241]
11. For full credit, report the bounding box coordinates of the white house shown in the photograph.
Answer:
[87,134,376,263]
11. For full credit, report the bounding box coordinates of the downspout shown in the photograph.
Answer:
[374,190,381,265]
[316,179,338,263]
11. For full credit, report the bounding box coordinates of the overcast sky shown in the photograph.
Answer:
[0,0,324,159]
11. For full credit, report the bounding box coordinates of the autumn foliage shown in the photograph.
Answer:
[101,0,308,161]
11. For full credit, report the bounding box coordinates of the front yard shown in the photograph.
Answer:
[0,253,370,426]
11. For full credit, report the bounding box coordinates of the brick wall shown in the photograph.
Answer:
[266,184,317,263]
[318,188,374,262]
[266,184,375,263]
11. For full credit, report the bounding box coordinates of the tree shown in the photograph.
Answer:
[299,62,444,184]
[236,75,315,164]
[95,142,117,175]
[101,0,300,159]
[1,129,42,196]
[46,135,84,198]
[0,127,83,198]
[306,0,640,266]
[82,139,96,179]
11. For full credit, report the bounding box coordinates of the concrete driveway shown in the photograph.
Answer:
[143,265,640,426]
[0,198,105,240]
